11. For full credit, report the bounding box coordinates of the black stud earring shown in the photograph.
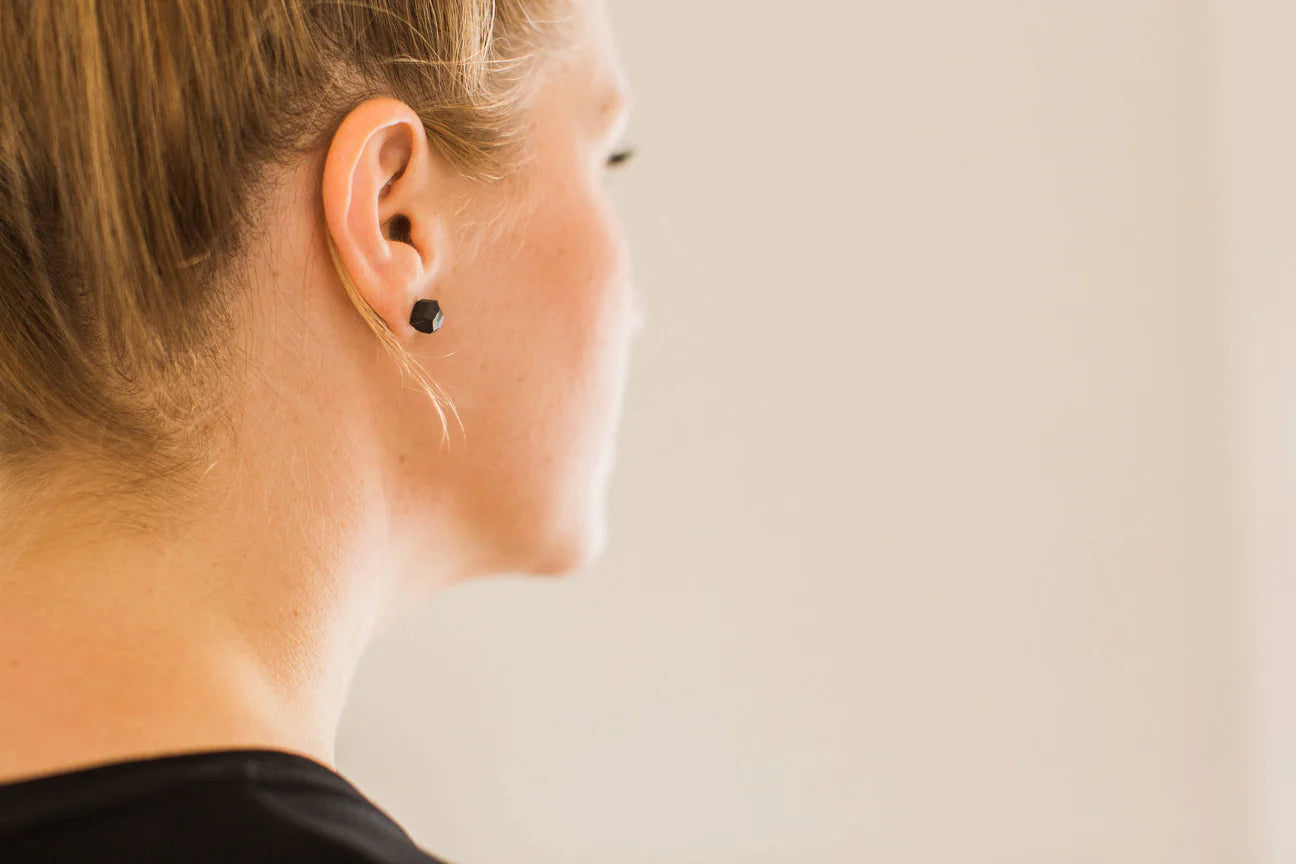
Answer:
[410,299,444,334]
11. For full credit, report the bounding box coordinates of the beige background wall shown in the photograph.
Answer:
[1219,2,1296,863]
[335,2,1279,861]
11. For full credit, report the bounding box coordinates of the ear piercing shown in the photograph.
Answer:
[410,299,444,334]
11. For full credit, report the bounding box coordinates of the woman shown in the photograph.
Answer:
[0,0,641,860]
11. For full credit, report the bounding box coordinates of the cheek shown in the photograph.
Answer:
[516,185,629,408]
[419,148,635,570]
[456,176,629,467]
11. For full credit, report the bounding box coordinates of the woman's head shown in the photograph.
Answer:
[0,0,640,592]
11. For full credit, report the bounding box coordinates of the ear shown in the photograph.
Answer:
[322,97,448,341]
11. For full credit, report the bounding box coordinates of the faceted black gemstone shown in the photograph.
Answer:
[410,299,444,334]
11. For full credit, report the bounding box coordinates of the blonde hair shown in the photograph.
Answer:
[0,0,566,524]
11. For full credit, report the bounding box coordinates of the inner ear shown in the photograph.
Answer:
[386,214,412,245]
[379,164,406,200]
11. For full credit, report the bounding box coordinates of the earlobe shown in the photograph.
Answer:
[321,97,443,341]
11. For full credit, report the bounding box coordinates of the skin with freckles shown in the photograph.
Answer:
[0,0,640,784]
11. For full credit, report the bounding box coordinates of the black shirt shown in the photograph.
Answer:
[0,747,454,863]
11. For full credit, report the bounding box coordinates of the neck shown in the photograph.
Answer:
[0,438,395,784]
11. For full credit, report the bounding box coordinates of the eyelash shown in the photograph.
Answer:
[607,147,636,169]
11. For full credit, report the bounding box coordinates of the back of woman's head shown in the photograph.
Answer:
[0,0,563,518]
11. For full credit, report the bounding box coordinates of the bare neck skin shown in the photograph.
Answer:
[0,431,387,784]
